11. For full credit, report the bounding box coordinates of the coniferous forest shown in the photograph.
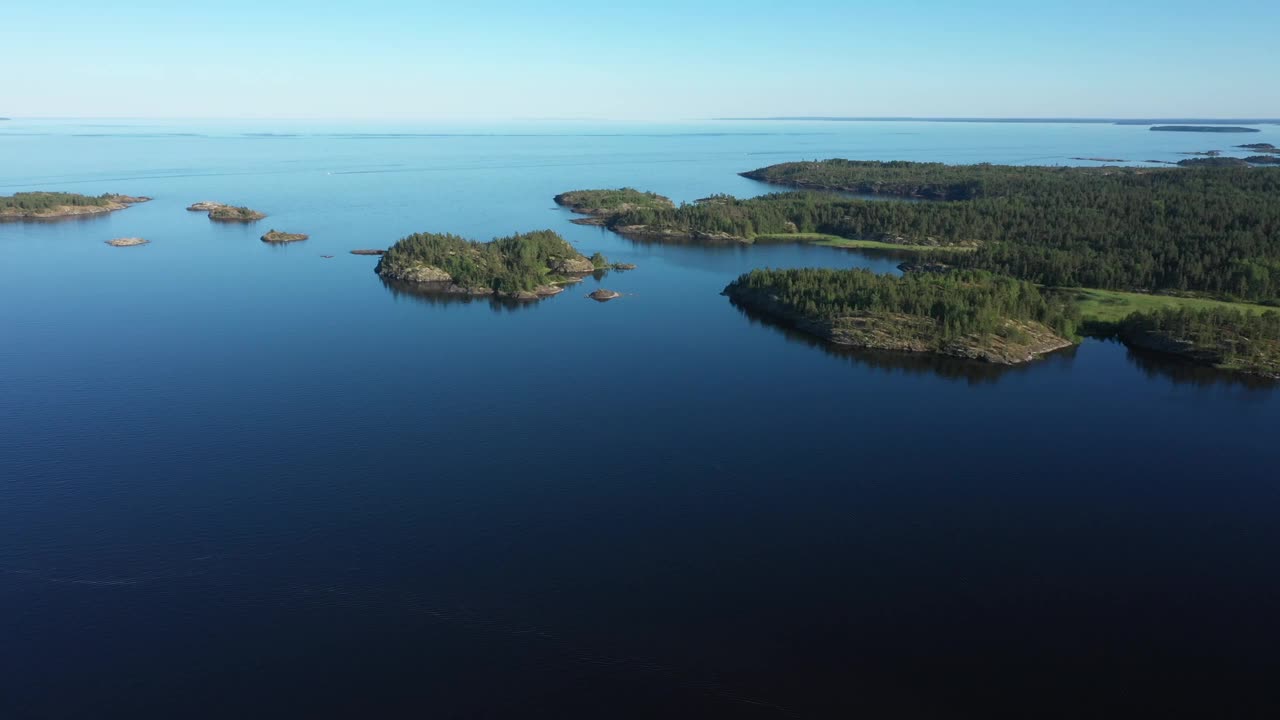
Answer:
[1120,306,1280,376]
[601,161,1280,304]
[0,191,113,212]
[726,267,1080,340]
[376,230,597,293]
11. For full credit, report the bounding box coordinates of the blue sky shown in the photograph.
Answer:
[4,0,1278,120]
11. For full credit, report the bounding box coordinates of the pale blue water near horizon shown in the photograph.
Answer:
[2,119,1279,718]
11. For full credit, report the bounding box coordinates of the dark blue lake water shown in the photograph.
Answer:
[2,119,1279,718]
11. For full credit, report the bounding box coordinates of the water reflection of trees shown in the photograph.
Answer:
[379,277,542,313]
[1123,344,1277,391]
[729,300,1072,385]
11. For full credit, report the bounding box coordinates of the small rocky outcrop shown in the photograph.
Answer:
[261,230,308,243]
[382,263,453,283]
[189,201,266,222]
[548,255,595,274]
[104,194,152,205]
[611,263,637,271]
[350,249,386,255]
[588,289,621,302]
[105,237,149,247]
[509,286,567,301]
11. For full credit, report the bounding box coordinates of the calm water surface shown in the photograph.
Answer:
[2,120,1279,718]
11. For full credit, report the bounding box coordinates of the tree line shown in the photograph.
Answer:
[1121,306,1280,375]
[611,161,1280,303]
[727,267,1080,340]
[0,192,112,211]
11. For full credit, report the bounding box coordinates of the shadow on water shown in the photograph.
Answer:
[0,212,118,226]
[1120,341,1278,391]
[729,299,1076,385]
[379,277,544,313]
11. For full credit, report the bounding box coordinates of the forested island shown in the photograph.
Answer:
[0,192,150,220]
[188,201,266,222]
[724,268,1078,364]
[375,229,611,300]
[1176,157,1250,167]
[1149,125,1261,133]
[261,230,308,243]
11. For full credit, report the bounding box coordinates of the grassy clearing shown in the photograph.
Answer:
[752,233,976,252]
[1064,287,1275,325]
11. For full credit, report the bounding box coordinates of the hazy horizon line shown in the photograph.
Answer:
[4,115,1280,125]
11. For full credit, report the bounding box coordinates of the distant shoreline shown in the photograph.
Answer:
[714,116,1280,126]
[1150,125,1262,133]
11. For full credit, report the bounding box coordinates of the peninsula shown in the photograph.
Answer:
[376,229,605,301]
[261,230,308,243]
[1149,125,1261,133]
[723,268,1077,364]
[735,159,1280,302]
[0,192,150,220]
[1119,307,1280,378]
[556,186,975,249]
[188,201,266,222]
[554,188,674,225]
[1176,157,1250,167]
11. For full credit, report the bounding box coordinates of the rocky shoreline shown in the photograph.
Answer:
[188,201,266,222]
[374,230,601,302]
[1,193,151,220]
[383,277,574,301]
[610,224,748,244]
[1118,327,1280,379]
[723,284,1074,365]
[261,230,308,243]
